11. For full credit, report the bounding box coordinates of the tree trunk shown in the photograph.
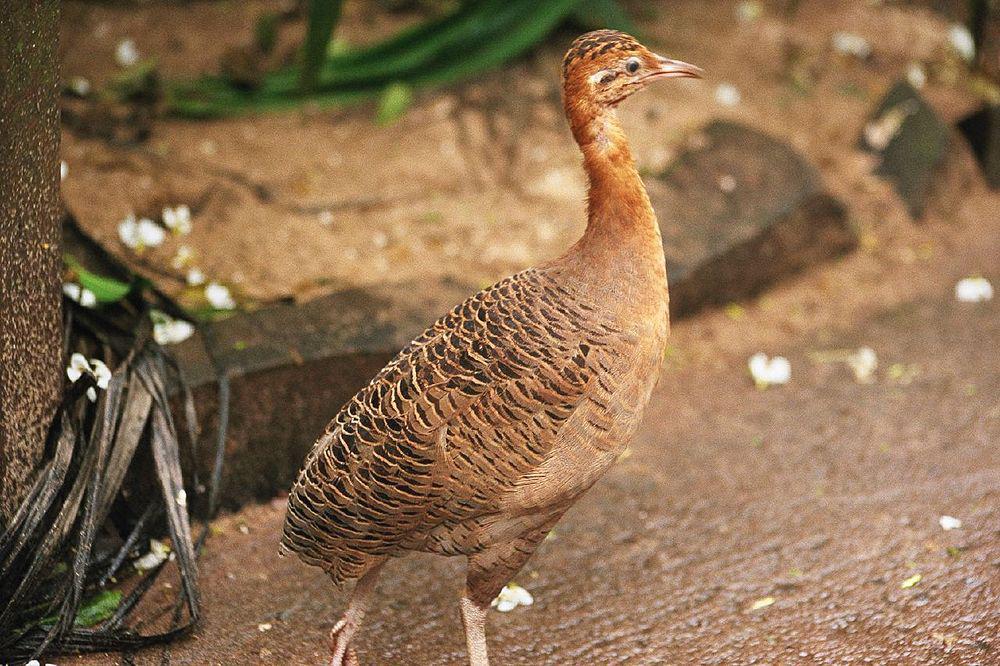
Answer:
[0,1,63,525]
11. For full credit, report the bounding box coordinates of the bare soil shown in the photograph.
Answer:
[56,0,1000,664]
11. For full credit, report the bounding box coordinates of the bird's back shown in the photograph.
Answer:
[281,261,665,585]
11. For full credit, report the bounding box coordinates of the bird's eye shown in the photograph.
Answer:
[626,59,640,74]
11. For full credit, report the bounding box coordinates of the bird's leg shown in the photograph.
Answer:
[461,517,561,666]
[329,559,385,666]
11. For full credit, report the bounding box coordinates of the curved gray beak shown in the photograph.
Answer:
[645,54,704,81]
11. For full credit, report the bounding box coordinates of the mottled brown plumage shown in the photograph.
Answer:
[282,30,701,666]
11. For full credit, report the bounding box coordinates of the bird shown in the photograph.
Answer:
[280,29,702,666]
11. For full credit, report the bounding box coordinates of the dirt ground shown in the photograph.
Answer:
[67,195,999,665]
[60,0,987,307]
[55,0,1000,664]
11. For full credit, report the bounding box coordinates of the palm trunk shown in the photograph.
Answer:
[0,0,63,524]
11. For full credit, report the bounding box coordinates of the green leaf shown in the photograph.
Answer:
[375,82,413,125]
[74,589,123,627]
[65,255,132,303]
[42,589,124,628]
[300,0,344,91]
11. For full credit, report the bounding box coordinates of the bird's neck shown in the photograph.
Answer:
[567,102,664,274]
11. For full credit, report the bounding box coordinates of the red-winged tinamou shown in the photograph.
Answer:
[281,29,702,666]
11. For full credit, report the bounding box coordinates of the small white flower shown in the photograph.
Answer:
[176,489,187,508]
[187,267,206,286]
[748,353,791,388]
[69,75,91,96]
[954,277,992,303]
[491,583,533,612]
[714,83,741,107]
[205,282,236,310]
[60,160,68,181]
[118,214,166,250]
[63,283,97,308]
[116,38,140,67]
[151,310,195,345]
[832,32,872,59]
[134,538,170,571]
[948,23,975,62]
[162,205,192,235]
[318,210,334,226]
[906,62,927,89]
[846,347,878,384]
[939,515,962,531]
[66,353,111,402]
[718,174,737,193]
[172,244,194,269]
[735,1,763,23]
[258,622,273,632]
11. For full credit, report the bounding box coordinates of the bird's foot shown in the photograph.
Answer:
[329,619,360,666]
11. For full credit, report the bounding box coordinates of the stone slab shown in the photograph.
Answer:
[648,120,857,318]
[860,81,950,218]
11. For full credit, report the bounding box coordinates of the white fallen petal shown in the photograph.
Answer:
[846,347,878,384]
[116,38,140,67]
[66,352,90,383]
[186,268,206,286]
[948,23,975,62]
[939,515,962,531]
[63,283,97,308]
[954,277,993,303]
[748,353,790,388]
[491,583,534,612]
[172,244,194,269]
[90,359,112,389]
[205,282,236,310]
[163,205,192,235]
[176,489,187,508]
[69,75,92,96]
[906,62,926,89]
[60,160,68,181]
[152,312,195,345]
[715,82,741,107]
[832,31,872,59]
[86,387,98,402]
[134,538,170,571]
[119,214,166,250]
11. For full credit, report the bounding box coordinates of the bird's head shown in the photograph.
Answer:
[562,30,702,110]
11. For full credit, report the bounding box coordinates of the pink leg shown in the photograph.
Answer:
[329,560,385,666]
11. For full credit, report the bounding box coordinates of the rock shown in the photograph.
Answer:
[860,81,950,218]
[959,104,1000,189]
[170,279,473,509]
[646,120,856,318]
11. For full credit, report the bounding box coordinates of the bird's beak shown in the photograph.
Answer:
[643,54,703,82]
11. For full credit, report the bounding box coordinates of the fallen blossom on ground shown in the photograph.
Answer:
[491,582,533,612]
[901,573,922,589]
[948,24,975,62]
[66,353,111,402]
[134,539,171,571]
[846,347,878,383]
[163,204,192,235]
[205,282,237,310]
[939,515,962,531]
[954,277,992,303]
[151,310,195,345]
[118,214,166,250]
[187,267,206,286]
[116,38,140,67]
[748,353,790,388]
[60,160,68,181]
[906,62,927,89]
[863,100,918,151]
[714,82,741,107]
[832,32,872,59]
[749,596,775,611]
[63,283,97,308]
